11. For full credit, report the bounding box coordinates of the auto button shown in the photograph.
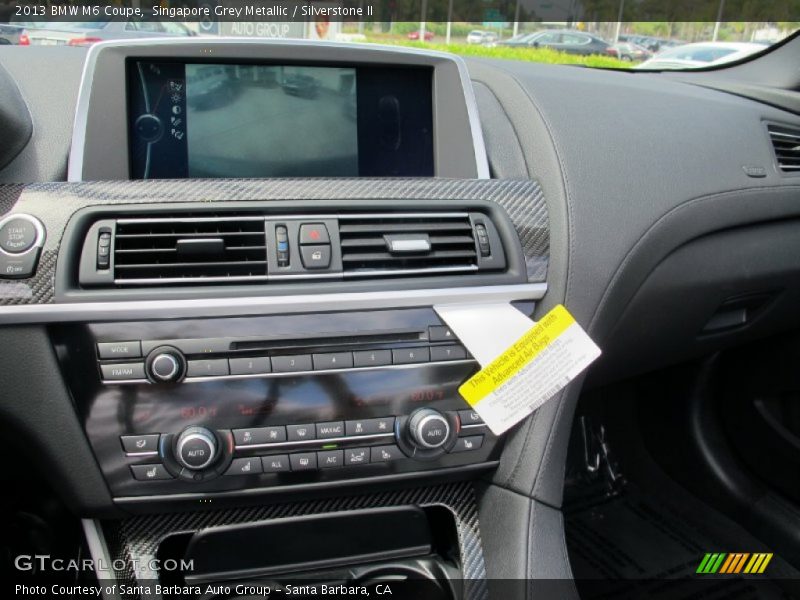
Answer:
[175,427,218,470]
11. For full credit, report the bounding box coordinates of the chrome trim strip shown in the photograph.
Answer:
[236,432,394,451]
[0,283,545,325]
[68,46,97,182]
[114,461,499,506]
[460,423,486,430]
[102,358,478,386]
[343,266,478,278]
[116,212,472,224]
[114,275,271,285]
[124,451,159,457]
[68,38,489,181]
[81,520,119,596]
[112,264,480,286]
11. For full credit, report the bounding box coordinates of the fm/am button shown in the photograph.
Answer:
[101,363,146,381]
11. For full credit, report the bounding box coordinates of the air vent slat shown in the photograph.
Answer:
[113,217,267,284]
[115,230,263,237]
[340,235,476,248]
[342,250,477,263]
[768,124,800,173]
[338,213,480,276]
[339,222,473,234]
[116,261,267,270]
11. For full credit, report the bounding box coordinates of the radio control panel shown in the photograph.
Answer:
[95,324,468,385]
[52,306,510,500]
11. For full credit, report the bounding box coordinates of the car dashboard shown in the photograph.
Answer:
[1,36,800,597]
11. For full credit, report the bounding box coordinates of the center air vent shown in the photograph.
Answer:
[767,123,800,173]
[338,213,479,275]
[77,209,509,288]
[113,217,267,284]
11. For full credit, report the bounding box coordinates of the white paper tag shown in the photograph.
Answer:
[433,303,601,435]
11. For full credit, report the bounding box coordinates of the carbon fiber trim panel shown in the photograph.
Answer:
[0,178,548,305]
[0,184,23,216]
[103,481,487,600]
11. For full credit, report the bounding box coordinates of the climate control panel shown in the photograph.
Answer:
[124,408,487,486]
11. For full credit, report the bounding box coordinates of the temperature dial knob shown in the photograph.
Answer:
[407,408,451,449]
[175,426,218,471]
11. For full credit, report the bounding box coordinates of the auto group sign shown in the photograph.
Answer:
[209,0,343,39]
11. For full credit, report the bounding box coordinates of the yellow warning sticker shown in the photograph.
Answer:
[442,304,600,435]
[459,305,576,405]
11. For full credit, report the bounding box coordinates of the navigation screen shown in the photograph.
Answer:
[128,61,434,180]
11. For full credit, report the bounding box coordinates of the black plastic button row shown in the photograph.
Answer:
[299,223,331,269]
[103,345,470,381]
[224,445,403,476]
[233,417,396,447]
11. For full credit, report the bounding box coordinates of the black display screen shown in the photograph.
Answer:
[128,61,434,179]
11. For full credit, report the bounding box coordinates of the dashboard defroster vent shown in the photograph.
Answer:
[338,213,479,276]
[113,217,267,284]
[767,123,800,173]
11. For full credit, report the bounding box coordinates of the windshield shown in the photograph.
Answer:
[1,17,796,71]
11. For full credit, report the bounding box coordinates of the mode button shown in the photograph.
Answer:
[98,341,142,360]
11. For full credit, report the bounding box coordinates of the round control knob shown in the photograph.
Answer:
[175,427,218,471]
[407,408,451,449]
[145,346,185,383]
[151,353,180,381]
